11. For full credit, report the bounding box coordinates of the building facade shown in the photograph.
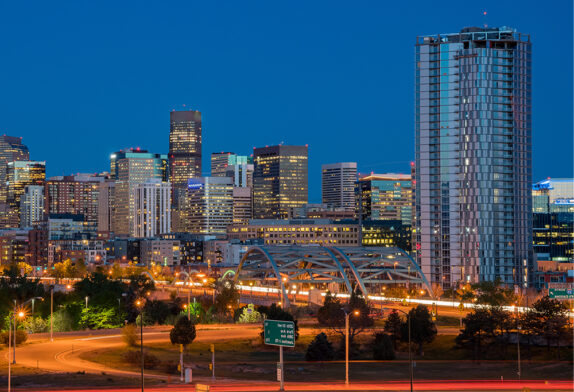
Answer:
[20,185,45,228]
[0,136,29,207]
[233,186,253,225]
[322,162,357,211]
[181,177,234,235]
[356,173,413,225]
[133,179,171,238]
[227,219,360,246]
[45,174,104,225]
[253,145,308,219]
[6,161,46,228]
[111,149,168,237]
[169,110,202,205]
[415,26,533,288]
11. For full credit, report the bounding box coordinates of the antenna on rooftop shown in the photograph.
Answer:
[483,11,488,28]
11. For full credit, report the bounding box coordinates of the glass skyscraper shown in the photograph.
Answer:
[169,110,202,204]
[415,26,533,289]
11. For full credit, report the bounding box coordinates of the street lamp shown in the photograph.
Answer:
[135,298,145,392]
[343,309,360,385]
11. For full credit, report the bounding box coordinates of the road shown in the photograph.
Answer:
[7,380,574,391]
[2,325,572,391]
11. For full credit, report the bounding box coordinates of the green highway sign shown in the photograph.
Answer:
[264,319,295,347]
[549,288,574,300]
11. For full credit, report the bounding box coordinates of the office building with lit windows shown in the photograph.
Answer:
[169,110,202,205]
[111,149,168,237]
[356,173,412,225]
[6,161,46,228]
[253,145,308,219]
[20,185,44,228]
[227,219,359,246]
[415,26,533,289]
[45,174,104,226]
[211,152,250,176]
[181,177,234,235]
[133,179,171,238]
[322,162,357,211]
[0,136,29,206]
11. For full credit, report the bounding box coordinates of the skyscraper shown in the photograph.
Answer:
[45,174,104,226]
[169,110,202,204]
[20,185,44,228]
[6,161,46,227]
[181,177,233,235]
[211,152,250,177]
[111,149,168,237]
[0,136,29,205]
[415,26,532,289]
[356,173,413,225]
[253,145,308,219]
[322,162,357,211]
[133,179,171,238]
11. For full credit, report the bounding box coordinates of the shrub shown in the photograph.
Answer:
[51,309,74,332]
[122,324,138,347]
[372,333,395,360]
[21,317,47,333]
[0,330,28,345]
[305,332,335,361]
[122,350,160,369]
[237,304,263,324]
[161,360,179,374]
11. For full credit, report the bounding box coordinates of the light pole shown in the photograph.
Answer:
[515,306,521,380]
[136,299,145,392]
[85,296,89,309]
[343,309,359,386]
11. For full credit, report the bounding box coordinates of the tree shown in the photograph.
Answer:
[170,317,197,380]
[372,333,395,360]
[79,306,121,329]
[383,310,402,349]
[401,305,437,355]
[144,300,170,325]
[455,306,511,360]
[317,290,373,357]
[473,278,516,306]
[528,296,570,357]
[214,280,239,315]
[305,332,335,361]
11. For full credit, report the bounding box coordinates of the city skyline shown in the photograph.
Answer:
[0,1,571,202]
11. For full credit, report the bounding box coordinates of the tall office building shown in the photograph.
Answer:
[322,162,357,211]
[415,27,532,288]
[20,185,44,228]
[225,163,254,187]
[253,145,308,219]
[6,161,46,228]
[97,179,115,234]
[111,149,168,237]
[0,136,29,206]
[211,152,250,177]
[356,173,413,225]
[45,174,104,225]
[233,186,253,225]
[133,179,171,238]
[169,110,202,205]
[532,178,574,213]
[181,177,233,235]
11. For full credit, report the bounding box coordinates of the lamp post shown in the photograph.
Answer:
[50,285,54,342]
[515,305,521,380]
[343,309,359,386]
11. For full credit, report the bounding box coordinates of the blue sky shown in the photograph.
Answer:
[0,0,571,202]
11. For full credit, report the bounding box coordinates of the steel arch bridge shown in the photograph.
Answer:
[234,245,432,307]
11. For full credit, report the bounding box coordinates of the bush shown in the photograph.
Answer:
[122,350,160,369]
[305,332,334,361]
[144,300,170,325]
[51,309,74,332]
[21,317,47,333]
[237,304,263,324]
[372,333,395,360]
[0,330,28,345]
[161,360,179,374]
[122,324,138,347]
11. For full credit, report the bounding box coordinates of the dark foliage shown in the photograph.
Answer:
[305,332,335,361]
